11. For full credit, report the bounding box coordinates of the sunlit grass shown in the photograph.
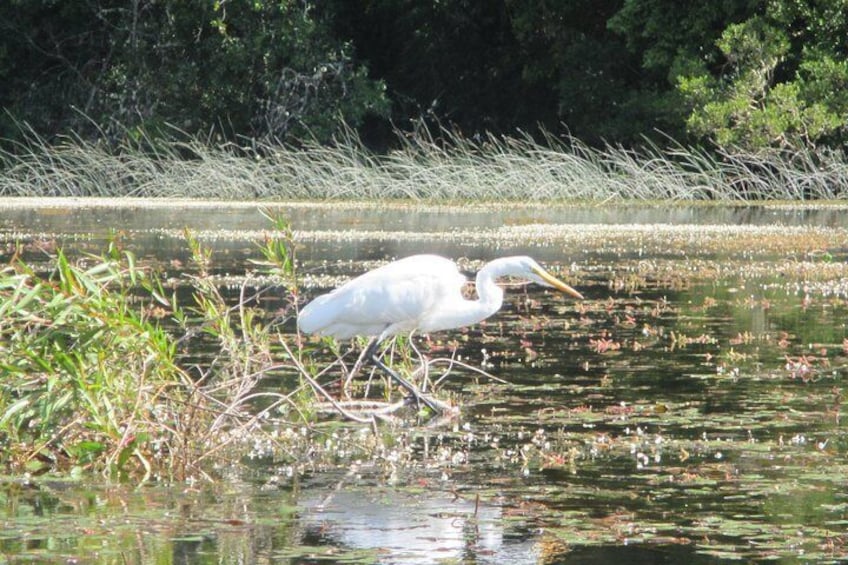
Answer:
[0,220,310,482]
[1,125,846,200]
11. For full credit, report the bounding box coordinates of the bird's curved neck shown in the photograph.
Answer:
[438,267,503,331]
[417,258,512,334]
[474,260,508,311]
[455,259,520,325]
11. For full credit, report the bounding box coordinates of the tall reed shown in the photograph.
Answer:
[0,222,305,482]
[1,126,845,200]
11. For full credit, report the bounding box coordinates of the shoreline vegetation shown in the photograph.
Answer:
[1,127,847,201]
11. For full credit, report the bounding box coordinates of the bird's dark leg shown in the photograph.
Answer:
[366,338,444,413]
[344,337,377,392]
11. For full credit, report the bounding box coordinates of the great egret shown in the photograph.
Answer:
[298,254,583,412]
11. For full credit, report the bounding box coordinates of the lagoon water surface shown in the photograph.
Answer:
[1,199,847,563]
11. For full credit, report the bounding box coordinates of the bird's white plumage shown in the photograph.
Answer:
[298,254,583,341]
[299,254,467,339]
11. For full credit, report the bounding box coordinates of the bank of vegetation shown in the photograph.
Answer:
[0,221,382,482]
[1,127,847,200]
[1,1,848,201]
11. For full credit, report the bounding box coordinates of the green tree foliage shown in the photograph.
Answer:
[2,0,848,151]
[614,0,848,149]
[678,9,848,149]
[607,0,760,140]
[0,0,388,144]
[325,1,543,140]
[508,0,670,143]
[327,0,675,145]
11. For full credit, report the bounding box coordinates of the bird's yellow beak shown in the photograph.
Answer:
[532,266,584,299]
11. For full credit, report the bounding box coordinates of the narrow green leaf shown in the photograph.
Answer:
[0,397,31,427]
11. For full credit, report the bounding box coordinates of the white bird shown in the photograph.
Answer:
[298,254,583,412]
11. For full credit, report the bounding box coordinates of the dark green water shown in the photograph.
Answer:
[1,201,847,563]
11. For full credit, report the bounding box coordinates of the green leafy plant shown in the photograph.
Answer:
[0,242,186,479]
[0,226,307,482]
[678,11,848,150]
[0,0,388,145]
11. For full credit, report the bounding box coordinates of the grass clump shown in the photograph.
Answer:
[0,223,303,482]
[1,125,846,200]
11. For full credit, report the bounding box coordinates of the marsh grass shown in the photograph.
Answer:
[0,220,312,482]
[1,125,846,200]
